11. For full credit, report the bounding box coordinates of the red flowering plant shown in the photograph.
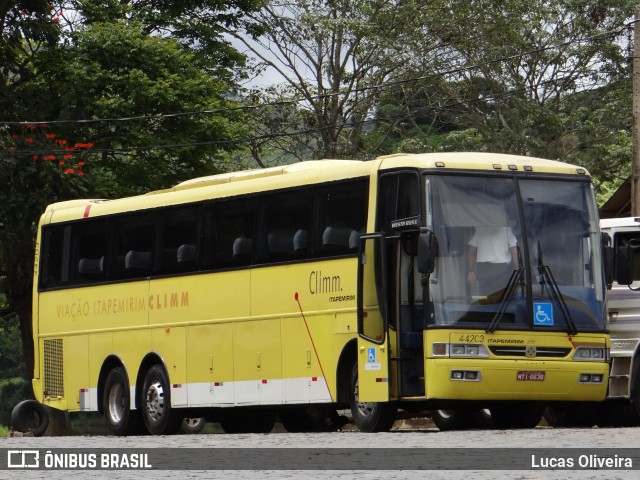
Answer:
[6,123,92,177]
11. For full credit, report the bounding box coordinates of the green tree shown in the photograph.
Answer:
[373,0,633,175]
[58,0,263,78]
[229,0,442,160]
[51,21,249,197]
[1,11,253,396]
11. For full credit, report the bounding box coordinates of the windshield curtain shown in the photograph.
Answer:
[425,175,605,331]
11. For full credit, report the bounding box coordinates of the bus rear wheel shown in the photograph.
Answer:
[220,408,276,433]
[103,367,143,435]
[280,407,317,432]
[349,363,396,432]
[141,365,182,435]
[490,402,544,429]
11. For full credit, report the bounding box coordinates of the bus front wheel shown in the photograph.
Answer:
[141,365,182,435]
[431,409,475,431]
[349,363,396,432]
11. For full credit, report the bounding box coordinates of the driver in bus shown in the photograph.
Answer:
[466,226,519,297]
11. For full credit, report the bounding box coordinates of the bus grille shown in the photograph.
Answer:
[43,339,64,397]
[489,346,571,358]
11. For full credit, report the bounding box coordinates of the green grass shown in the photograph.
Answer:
[0,425,9,438]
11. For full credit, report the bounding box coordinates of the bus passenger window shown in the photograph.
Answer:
[39,225,66,289]
[255,189,311,264]
[313,179,368,257]
[71,219,107,285]
[110,213,153,279]
[156,205,201,275]
[203,198,255,269]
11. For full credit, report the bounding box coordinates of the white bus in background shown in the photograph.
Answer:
[568,217,640,427]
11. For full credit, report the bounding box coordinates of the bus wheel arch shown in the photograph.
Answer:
[336,339,357,405]
[349,361,396,432]
[97,356,128,414]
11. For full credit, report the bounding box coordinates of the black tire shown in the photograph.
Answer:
[473,408,496,429]
[280,407,317,432]
[141,364,182,435]
[543,404,597,428]
[431,409,475,431]
[11,399,49,437]
[594,400,639,427]
[220,408,277,433]
[180,417,206,434]
[490,402,544,429]
[629,354,640,424]
[103,367,143,435]
[349,363,396,432]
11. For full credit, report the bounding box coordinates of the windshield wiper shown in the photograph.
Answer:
[536,241,578,336]
[486,265,524,333]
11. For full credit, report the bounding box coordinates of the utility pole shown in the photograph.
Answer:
[633,6,640,215]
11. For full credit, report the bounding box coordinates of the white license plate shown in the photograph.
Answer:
[516,370,545,381]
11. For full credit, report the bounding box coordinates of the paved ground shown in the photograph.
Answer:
[3,420,640,480]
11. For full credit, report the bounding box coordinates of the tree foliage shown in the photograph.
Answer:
[0,2,258,394]
[230,0,439,160]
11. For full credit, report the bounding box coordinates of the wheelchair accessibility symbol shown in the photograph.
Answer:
[534,303,554,326]
[368,347,376,363]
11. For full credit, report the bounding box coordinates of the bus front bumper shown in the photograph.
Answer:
[424,358,609,402]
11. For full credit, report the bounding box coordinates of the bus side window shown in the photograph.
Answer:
[71,219,107,285]
[203,198,255,269]
[39,225,66,289]
[255,190,311,264]
[313,179,368,257]
[110,213,153,279]
[155,205,201,275]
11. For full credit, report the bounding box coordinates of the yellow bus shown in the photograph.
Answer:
[30,152,610,434]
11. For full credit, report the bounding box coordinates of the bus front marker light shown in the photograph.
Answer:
[466,345,479,356]
[591,374,604,383]
[433,343,448,356]
[451,371,464,380]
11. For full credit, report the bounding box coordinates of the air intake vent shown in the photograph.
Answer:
[489,346,571,358]
[44,338,64,398]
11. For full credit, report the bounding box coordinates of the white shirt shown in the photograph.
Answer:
[468,227,517,264]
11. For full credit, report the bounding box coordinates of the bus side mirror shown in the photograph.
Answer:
[418,231,437,274]
[615,238,640,286]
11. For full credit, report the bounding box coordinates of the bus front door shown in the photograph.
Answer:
[357,233,390,402]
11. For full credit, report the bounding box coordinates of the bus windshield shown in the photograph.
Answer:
[426,174,606,332]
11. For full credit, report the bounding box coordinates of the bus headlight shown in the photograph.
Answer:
[433,343,489,358]
[573,347,608,361]
[450,344,488,357]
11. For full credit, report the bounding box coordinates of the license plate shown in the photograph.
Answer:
[516,371,545,381]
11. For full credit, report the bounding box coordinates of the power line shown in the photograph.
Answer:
[0,70,613,158]
[0,22,630,129]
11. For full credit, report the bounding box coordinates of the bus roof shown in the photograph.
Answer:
[41,152,589,223]
[600,217,640,229]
